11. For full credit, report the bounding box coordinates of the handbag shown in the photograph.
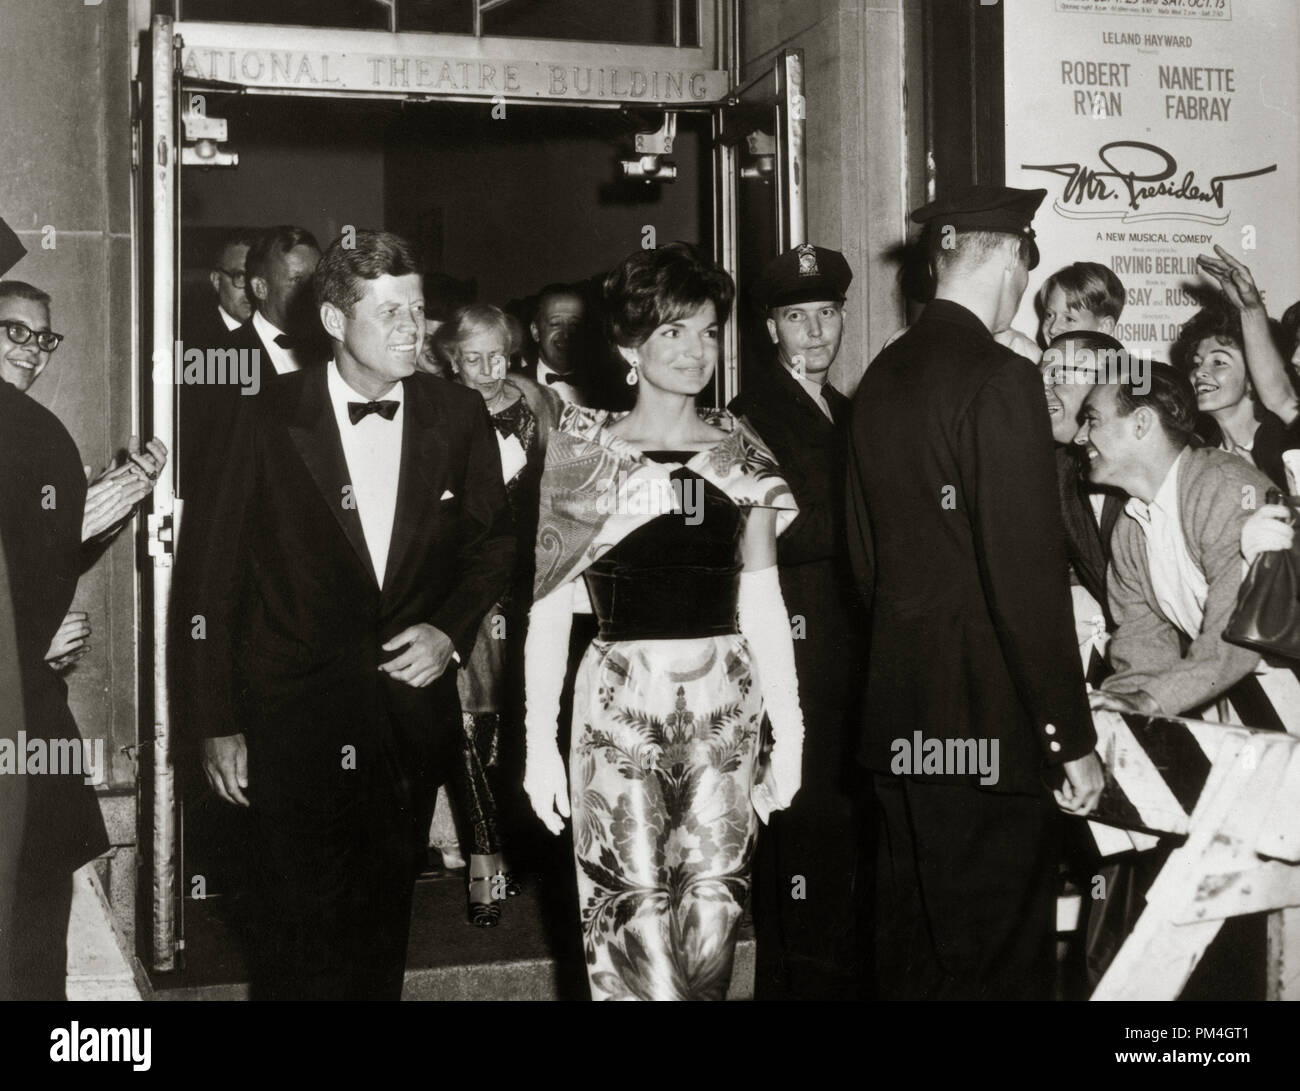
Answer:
[1224,488,1300,660]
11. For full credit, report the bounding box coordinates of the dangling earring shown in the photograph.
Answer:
[626,363,639,386]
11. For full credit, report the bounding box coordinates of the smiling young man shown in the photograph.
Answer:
[178,229,514,999]
[1074,363,1275,721]
[728,243,867,1000]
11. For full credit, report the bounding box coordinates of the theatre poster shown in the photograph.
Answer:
[1002,0,1300,360]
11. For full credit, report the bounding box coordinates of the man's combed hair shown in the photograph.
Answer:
[928,229,1029,274]
[0,280,51,308]
[246,225,321,284]
[314,229,421,315]
[1037,261,1125,321]
[211,229,258,269]
[602,242,735,348]
[1113,360,1199,447]
[1042,330,1130,383]
[534,282,581,319]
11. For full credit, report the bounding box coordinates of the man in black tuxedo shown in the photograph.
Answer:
[181,226,323,496]
[515,283,587,404]
[179,229,514,1000]
[846,187,1104,1000]
[178,230,252,495]
[183,230,254,350]
[231,225,326,374]
[729,244,867,1000]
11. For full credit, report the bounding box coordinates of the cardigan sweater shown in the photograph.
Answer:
[1104,445,1270,715]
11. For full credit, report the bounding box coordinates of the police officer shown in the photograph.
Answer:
[845,187,1104,999]
[729,244,867,1000]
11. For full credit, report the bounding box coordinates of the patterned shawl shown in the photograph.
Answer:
[533,405,798,599]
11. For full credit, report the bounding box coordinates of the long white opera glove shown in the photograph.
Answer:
[737,564,805,821]
[523,584,575,835]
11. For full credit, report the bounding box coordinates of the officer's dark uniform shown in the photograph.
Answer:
[846,188,1096,1000]
[729,245,867,1000]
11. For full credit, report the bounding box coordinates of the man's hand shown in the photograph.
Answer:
[80,437,168,543]
[1055,751,1104,816]
[82,463,152,542]
[1088,688,1160,716]
[1197,245,1265,313]
[379,623,455,688]
[202,733,250,807]
[125,435,168,480]
[45,610,90,669]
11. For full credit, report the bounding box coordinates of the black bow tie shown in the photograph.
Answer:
[273,333,297,350]
[545,371,574,385]
[348,400,399,425]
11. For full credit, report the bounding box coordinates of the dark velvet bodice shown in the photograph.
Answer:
[582,454,743,641]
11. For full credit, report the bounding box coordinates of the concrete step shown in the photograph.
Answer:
[151,871,755,1001]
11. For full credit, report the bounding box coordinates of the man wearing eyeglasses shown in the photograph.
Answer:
[0,277,164,997]
[187,231,255,348]
[0,281,166,672]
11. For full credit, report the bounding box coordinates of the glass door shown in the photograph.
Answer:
[713,48,806,405]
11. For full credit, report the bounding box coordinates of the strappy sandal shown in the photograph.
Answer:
[468,876,501,928]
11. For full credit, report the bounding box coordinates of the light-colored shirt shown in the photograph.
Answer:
[253,310,301,376]
[536,358,584,407]
[326,361,404,587]
[218,305,241,332]
[1124,450,1206,638]
[789,369,835,421]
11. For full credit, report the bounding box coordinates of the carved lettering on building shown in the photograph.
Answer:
[180,48,723,102]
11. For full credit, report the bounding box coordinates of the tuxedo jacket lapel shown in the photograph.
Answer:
[286,367,379,587]
[383,376,447,605]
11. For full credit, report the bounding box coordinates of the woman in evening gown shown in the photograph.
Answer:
[523,243,805,1000]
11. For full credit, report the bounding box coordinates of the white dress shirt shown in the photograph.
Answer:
[217,305,241,332]
[1124,450,1207,638]
[326,361,404,587]
[253,310,301,376]
[536,358,584,407]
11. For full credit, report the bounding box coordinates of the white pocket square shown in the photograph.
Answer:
[440,489,455,500]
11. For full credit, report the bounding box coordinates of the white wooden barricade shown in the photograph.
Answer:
[1083,710,1300,1000]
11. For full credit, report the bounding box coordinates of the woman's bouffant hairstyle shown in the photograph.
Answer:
[601,242,735,348]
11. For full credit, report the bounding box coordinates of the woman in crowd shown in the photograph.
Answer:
[429,304,560,925]
[1180,248,1299,488]
[522,242,804,1000]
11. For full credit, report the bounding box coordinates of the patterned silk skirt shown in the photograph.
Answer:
[570,633,763,1001]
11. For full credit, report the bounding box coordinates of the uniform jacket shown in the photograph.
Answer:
[846,300,1095,794]
[1104,446,1268,716]
[729,360,864,745]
